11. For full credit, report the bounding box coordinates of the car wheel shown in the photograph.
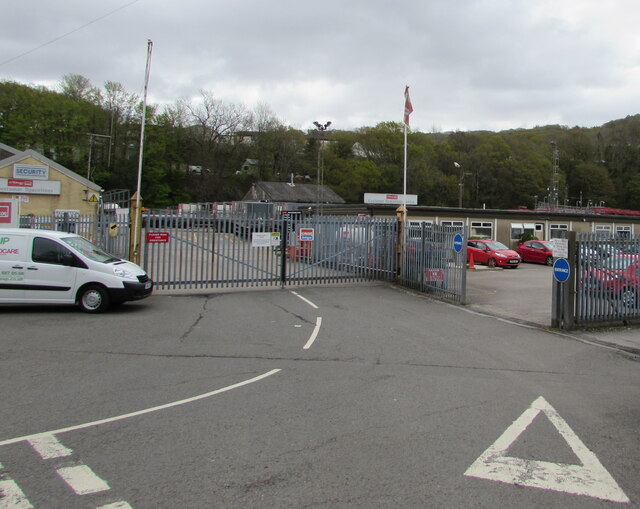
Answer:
[78,284,110,313]
[546,256,553,266]
[620,287,638,309]
[487,258,497,267]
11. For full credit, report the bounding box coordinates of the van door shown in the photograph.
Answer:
[0,233,27,301]
[23,236,79,303]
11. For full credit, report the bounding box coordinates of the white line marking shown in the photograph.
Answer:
[96,501,133,509]
[303,317,322,350]
[0,369,281,447]
[464,396,630,503]
[28,434,73,459]
[291,291,318,309]
[57,465,110,495]
[0,479,33,508]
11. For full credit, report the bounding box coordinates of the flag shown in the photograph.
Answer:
[403,85,413,126]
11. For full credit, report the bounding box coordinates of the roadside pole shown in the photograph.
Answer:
[551,231,576,329]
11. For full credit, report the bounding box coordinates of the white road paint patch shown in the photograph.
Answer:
[291,291,318,309]
[28,434,72,459]
[303,317,322,350]
[464,396,630,503]
[0,369,281,447]
[0,479,33,508]
[96,501,133,509]
[56,465,110,495]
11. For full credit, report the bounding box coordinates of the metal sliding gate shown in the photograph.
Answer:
[575,234,640,325]
[397,223,467,304]
[142,214,397,290]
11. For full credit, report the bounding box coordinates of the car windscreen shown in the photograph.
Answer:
[62,236,119,263]
[485,241,509,250]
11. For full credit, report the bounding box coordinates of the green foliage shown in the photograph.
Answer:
[3,79,640,211]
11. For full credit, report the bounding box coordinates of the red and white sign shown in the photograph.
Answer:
[0,178,61,195]
[8,178,33,187]
[425,268,445,282]
[0,199,19,227]
[364,193,418,205]
[146,231,170,243]
[299,228,314,241]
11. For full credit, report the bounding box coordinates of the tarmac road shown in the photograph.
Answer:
[0,285,638,508]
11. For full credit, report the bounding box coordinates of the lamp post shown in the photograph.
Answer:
[313,121,331,215]
[86,133,112,181]
[455,161,471,208]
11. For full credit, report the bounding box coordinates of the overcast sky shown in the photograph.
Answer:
[3,0,640,133]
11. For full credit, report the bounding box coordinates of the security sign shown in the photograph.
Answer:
[299,228,314,241]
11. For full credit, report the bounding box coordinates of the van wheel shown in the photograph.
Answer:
[78,285,110,313]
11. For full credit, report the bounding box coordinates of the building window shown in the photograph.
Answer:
[616,225,631,239]
[549,224,568,239]
[440,220,464,229]
[510,223,536,240]
[594,224,612,235]
[470,221,493,239]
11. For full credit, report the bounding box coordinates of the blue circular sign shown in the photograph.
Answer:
[553,258,570,282]
[453,233,464,253]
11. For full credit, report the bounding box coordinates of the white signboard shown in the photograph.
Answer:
[0,178,61,195]
[251,232,281,247]
[13,164,49,180]
[551,238,569,258]
[364,193,418,205]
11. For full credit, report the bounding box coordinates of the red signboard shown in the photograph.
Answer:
[0,202,12,223]
[146,231,170,243]
[425,268,445,282]
[8,179,33,187]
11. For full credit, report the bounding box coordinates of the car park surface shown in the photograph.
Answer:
[0,284,638,508]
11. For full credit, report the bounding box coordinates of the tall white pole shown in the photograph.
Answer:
[133,39,153,262]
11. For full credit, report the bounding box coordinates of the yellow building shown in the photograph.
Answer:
[0,142,102,217]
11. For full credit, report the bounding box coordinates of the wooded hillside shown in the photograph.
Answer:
[2,77,639,210]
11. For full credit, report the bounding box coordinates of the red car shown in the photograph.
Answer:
[583,254,640,309]
[517,240,554,265]
[467,240,521,268]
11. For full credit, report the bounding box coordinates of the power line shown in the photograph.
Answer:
[0,0,142,68]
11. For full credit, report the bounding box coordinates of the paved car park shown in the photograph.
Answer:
[1,284,638,508]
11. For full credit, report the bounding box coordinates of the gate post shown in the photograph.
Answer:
[551,231,576,329]
[129,192,143,264]
[280,219,288,287]
[395,205,406,278]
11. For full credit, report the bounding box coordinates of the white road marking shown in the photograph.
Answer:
[28,434,72,459]
[97,502,133,509]
[0,479,33,509]
[291,291,318,309]
[0,369,281,447]
[465,396,630,503]
[303,317,322,350]
[56,465,110,495]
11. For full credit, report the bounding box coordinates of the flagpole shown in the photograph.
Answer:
[132,39,153,264]
[403,121,408,222]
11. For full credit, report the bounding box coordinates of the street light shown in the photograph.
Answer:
[313,121,332,215]
[455,161,471,208]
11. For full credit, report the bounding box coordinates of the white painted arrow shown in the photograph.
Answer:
[464,396,629,503]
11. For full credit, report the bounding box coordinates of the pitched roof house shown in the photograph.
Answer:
[242,181,345,204]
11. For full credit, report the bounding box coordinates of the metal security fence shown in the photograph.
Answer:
[575,234,640,325]
[142,213,397,290]
[397,223,467,304]
[19,212,131,260]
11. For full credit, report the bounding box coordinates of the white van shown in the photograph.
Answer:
[0,228,153,313]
